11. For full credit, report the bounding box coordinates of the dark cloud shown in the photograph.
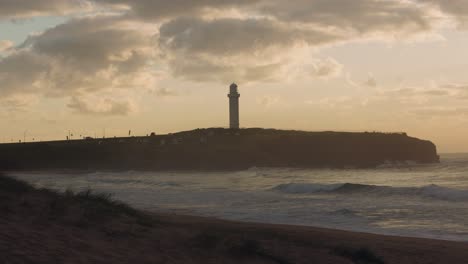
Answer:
[0,16,154,98]
[0,51,48,95]
[0,0,455,88]
[93,0,259,20]
[159,17,340,56]
[152,0,439,82]
[22,16,150,73]
[257,0,435,35]
[158,17,342,82]
[2,0,468,110]
[95,0,437,35]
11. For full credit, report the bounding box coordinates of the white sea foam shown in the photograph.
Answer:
[7,153,468,241]
[272,182,468,202]
[272,183,343,194]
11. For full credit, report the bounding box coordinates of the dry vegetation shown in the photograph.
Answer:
[1,173,467,264]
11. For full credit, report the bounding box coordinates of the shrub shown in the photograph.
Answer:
[71,189,154,227]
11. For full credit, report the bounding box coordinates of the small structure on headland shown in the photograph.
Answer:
[228,83,240,129]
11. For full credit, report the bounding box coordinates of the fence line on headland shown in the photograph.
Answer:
[0,128,409,145]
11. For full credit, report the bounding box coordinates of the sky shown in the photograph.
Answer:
[1,0,468,153]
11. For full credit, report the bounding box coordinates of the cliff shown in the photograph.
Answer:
[0,128,439,171]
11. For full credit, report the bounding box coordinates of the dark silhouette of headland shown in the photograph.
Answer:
[0,84,439,171]
[0,128,439,171]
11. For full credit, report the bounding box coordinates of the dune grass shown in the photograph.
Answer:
[0,173,154,228]
[0,173,34,193]
[332,245,385,264]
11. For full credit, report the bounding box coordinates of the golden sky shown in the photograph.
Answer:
[1,0,468,152]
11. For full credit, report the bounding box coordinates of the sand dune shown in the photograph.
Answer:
[1,174,467,264]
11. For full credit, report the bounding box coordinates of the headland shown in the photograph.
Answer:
[0,128,439,171]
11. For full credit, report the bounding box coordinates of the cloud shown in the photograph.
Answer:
[0,0,451,89]
[94,0,259,21]
[67,96,136,115]
[438,83,468,99]
[0,0,90,19]
[355,83,467,115]
[22,16,151,72]
[441,83,468,89]
[421,0,468,27]
[387,83,468,100]
[309,58,343,79]
[305,96,359,116]
[158,17,342,82]
[364,75,378,87]
[376,87,451,104]
[0,40,13,52]
[159,17,339,56]
[97,0,437,36]
[1,0,466,114]
[0,94,38,112]
[411,107,468,118]
[372,82,468,120]
[154,88,177,96]
[167,55,289,83]
[151,0,440,83]
[345,73,378,89]
[256,0,436,35]
[257,95,281,108]
[0,15,155,98]
[0,51,49,96]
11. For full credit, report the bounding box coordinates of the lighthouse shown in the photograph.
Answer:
[228,83,240,129]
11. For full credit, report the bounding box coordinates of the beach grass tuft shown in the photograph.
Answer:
[332,245,385,264]
[0,173,154,227]
[0,173,34,193]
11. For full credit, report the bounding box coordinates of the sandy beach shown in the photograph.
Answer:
[1,174,467,264]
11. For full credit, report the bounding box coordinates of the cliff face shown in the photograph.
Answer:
[0,128,439,171]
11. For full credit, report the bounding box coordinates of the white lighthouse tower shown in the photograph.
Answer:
[228,83,240,129]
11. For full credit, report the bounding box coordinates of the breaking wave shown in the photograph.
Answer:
[272,183,468,202]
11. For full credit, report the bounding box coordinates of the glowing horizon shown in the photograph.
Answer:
[1,1,468,152]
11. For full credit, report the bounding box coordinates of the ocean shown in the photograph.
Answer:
[8,153,468,242]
